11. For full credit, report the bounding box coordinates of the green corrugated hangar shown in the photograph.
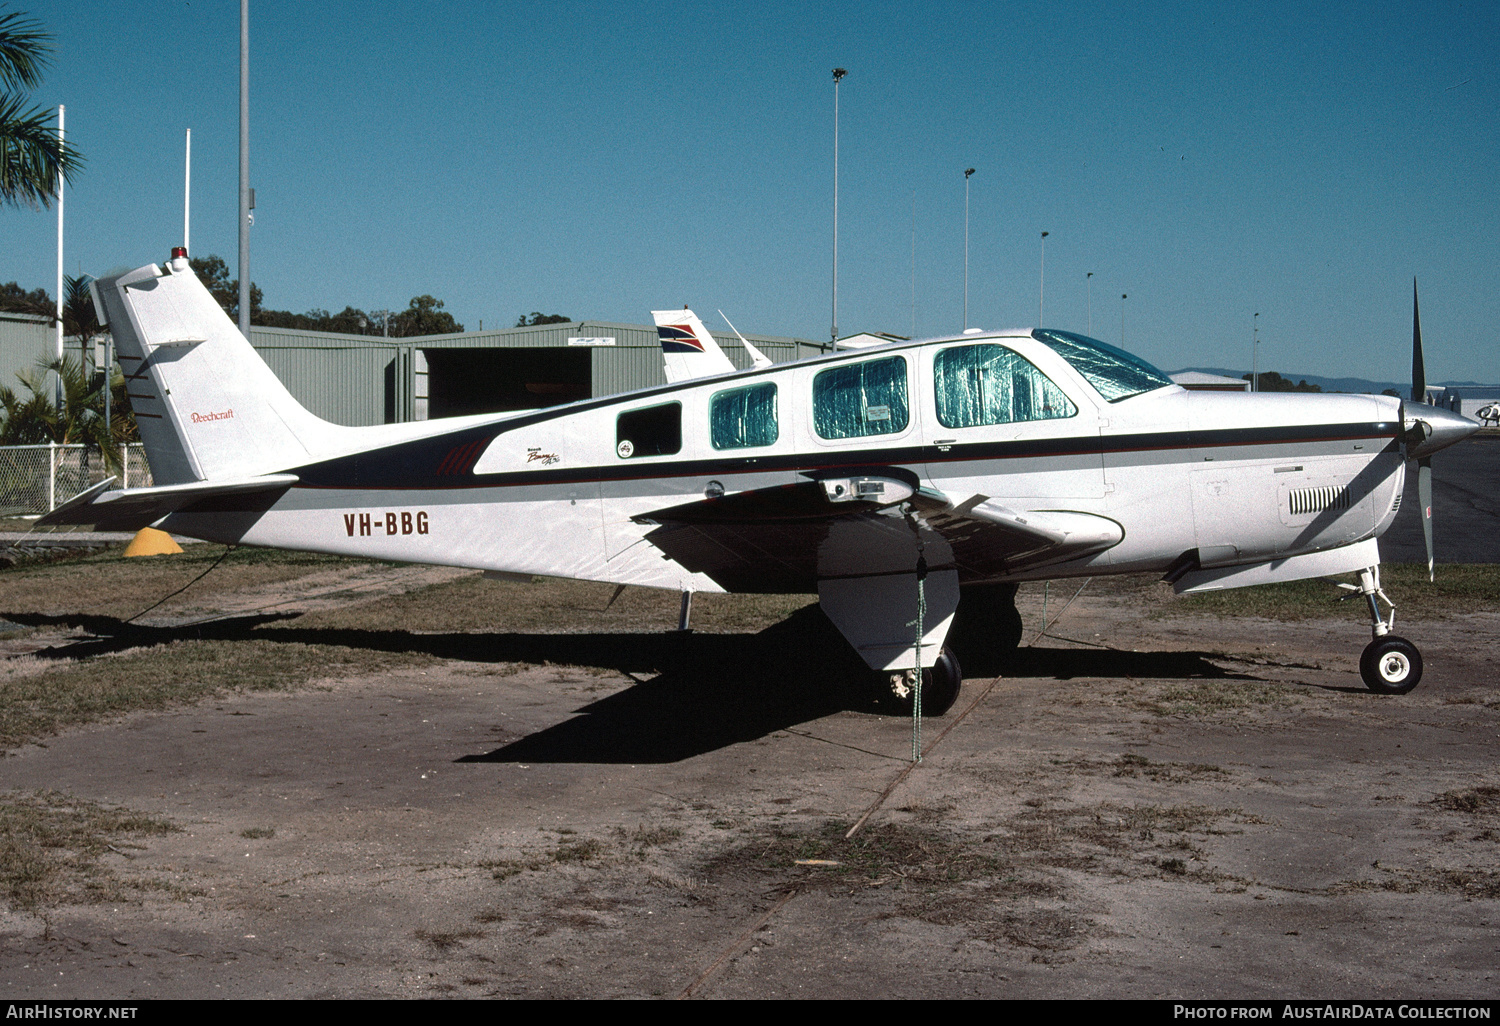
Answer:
[2,314,828,427]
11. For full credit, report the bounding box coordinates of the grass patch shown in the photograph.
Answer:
[707,820,1012,885]
[1434,786,1500,815]
[1156,563,1500,622]
[0,546,383,620]
[295,573,814,635]
[0,638,435,749]
[1135,679,1299,717]
[239,827,275,839]
[1049,752,1230,782]
[0,790,179,909]
[414,928,485,951]
[486,835,610,881]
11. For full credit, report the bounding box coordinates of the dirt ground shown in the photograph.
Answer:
[0,562,1496,1000]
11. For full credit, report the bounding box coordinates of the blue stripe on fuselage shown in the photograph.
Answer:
[287,419,1401,492]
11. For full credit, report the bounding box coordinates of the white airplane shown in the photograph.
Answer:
[44,252,1476,710]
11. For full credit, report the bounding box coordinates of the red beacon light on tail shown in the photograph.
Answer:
[169,246,190,272]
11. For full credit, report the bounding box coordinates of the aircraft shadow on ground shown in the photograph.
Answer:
[4,606,1252,764]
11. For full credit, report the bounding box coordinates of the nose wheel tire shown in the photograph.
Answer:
[1359,636,1422,695]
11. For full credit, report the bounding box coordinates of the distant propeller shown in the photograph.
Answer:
[1412,278,1434,582]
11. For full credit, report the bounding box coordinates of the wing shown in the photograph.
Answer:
[634,469,1122,592]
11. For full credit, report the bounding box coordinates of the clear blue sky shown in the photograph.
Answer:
[2,1,1496,383]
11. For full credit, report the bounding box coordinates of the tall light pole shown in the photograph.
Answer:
[1038,231,1049,326]
[963,168,975,330]
[1252,312,1260,392]
[239,0,251,339]
[831,67,846,345]
[1086,272,1094,336]
[54,104,64,410]
[1120,293,1127,347]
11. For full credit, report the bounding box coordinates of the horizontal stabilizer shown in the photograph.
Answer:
[38,474,299,531]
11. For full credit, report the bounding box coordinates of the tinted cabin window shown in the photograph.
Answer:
[710,382,778,449]
[1031,329,1174,403]
[813,356,909,439]
[616,402,681,458]
[934,344,1077,427]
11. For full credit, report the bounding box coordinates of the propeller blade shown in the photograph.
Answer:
[1411,278,1425,403]
[1418,456,1434,582]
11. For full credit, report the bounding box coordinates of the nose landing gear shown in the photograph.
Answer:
[1343,565,1423,694]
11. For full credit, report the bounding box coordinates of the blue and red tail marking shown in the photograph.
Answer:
[656,324,706,354]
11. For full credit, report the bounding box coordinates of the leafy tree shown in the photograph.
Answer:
[189,254,261,322]
[0,7,83,209]
[1243,371,1321,393]
[0,278,49,314]
[391,295,463,337]
[515,312,571,327]
[255,305,388,336]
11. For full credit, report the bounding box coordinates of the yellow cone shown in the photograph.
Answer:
[124,527,183,557]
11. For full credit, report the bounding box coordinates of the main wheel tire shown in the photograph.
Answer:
[950,584,1022,673]
[1359,636,1423,695]
[885,647,964,716]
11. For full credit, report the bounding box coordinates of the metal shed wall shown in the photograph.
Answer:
[0,313,54,393]
[249,327,404,427]
[242,322,828,428]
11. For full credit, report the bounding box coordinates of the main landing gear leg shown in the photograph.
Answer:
[1343,566,1423,695]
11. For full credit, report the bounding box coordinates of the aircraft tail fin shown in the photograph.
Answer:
[93,256,353,485]
[651,308,737,383]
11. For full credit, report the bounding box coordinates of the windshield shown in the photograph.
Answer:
[1031,329,1175,403]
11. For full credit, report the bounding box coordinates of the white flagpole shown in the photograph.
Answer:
[184,128,192,254]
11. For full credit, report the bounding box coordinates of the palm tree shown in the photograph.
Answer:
[63,272,102,367]
[0,6,82,209]
[0,356,135,473]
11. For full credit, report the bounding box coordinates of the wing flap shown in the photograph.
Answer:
[633,476,1123,589]
[37,474,299,531]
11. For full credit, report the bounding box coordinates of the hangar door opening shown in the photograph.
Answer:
[422,347,592,418]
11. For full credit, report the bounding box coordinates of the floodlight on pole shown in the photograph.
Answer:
[963,168,975,330]
[1039,231,1049,327]
[1121,293,1127,347]
[831,67,846,345]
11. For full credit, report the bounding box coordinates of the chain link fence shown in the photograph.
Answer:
[0,444,153,517]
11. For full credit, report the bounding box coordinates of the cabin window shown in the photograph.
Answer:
[616,402,681,458]
[1032,329,1174,403]
[813,356,910,439]
[934,344,1077,427]
[710,382,778,449]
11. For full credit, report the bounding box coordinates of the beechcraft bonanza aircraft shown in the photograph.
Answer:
[44,253,1476,711]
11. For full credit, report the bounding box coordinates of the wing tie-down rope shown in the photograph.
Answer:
[904,507,927,764]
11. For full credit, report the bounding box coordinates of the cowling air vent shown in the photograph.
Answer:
[1288,485,1351,516]
[1391,492,1402,514]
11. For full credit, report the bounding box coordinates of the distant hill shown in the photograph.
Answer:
[1171,366,1412,395]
